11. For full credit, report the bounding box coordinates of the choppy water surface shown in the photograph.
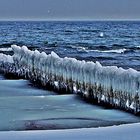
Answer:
[0,21,140,70]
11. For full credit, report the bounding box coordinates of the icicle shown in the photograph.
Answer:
[130,102,135,110]
[126,100,130,108]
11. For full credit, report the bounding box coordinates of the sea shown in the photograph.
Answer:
[0,21,140,131]
[0,21,140,70]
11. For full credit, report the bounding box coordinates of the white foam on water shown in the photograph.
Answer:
[86,48,127,53]
[99,32,104,37]
[136,45,140,48]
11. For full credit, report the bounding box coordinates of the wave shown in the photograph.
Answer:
[75,56,116,61]
[111,44,140,51]
[121,35,135,38]
[93,45,109,50]
[64,30,75,33]
[0,43,14,48]
[0,42,40,51]
[69,43,134,54]
[0,42,28,48]
[135,45,140,49]
[86,48,127,54]
[71,45,86,51]
[79,29,101,33]
[69,43,140,51]
[69,44,109,51]
[75,46,127,54]
[112,44,126,48]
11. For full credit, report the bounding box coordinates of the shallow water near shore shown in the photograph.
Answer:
[0,74,140,131]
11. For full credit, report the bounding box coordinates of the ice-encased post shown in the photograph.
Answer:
[7,45,140,113]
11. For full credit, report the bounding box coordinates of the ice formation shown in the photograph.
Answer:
[0,45,140,113]
[0,48,13,51]
[0,53,14,73]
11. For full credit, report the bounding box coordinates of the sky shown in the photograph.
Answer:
[0,0,140,20]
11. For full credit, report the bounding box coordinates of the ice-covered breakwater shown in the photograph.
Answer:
[0,45,140,114]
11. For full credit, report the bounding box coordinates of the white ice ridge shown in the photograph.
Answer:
[0,53,13,63]
[1,45,140,113]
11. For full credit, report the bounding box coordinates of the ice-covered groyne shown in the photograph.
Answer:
[0,45,140,114]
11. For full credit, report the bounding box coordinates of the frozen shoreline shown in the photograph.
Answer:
[0,123,139,140]
[0,45,140,114]
[1,78,139,131]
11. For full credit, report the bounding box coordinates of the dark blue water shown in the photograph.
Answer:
[0,21,140,70]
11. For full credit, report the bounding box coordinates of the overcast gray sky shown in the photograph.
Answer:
[0,0,140,20]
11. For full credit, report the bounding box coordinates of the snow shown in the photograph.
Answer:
[0,53,13,63]
[0,123,139,140]
[0,48,12,52]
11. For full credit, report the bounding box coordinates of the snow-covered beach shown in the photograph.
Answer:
[0,123,140,140]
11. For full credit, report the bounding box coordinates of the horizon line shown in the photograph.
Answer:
[0,18,140,22]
